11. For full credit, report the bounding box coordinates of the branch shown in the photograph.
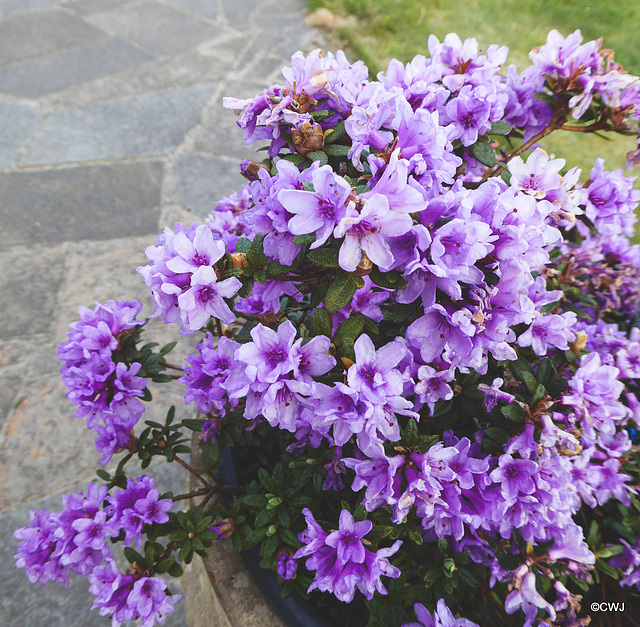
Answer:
[172,455,210,488]
[480,116,565,182]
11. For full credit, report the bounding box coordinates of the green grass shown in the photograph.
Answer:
[308,0,640,173]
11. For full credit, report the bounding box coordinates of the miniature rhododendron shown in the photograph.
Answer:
[15,31,640,627]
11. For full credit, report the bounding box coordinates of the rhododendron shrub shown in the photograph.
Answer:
[15,31,640,626]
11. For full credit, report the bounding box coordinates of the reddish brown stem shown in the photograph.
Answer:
[173,455,210,488]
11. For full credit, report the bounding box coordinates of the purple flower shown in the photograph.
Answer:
[276,552,298,580]
[177,265,241,331]
[490,454,538,500]
[403,599,480,627]
[326,510,372,564]
[294,508,402,603]
[334,194,413,271]
[279,165,354,248]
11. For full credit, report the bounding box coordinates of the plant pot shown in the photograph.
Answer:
[183,436,334,627]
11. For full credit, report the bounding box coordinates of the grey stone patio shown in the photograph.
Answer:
[0,0,323,624]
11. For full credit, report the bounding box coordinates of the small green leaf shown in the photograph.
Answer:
[324,272,360,313]
[244,527,267,549]
[324,120,345,144]
[521,371,538,394]
[333,313,365,349]
[292,233,317,246]
[369,267,408,289]
[488,121,512,135]
[310,307,332,338]
[470,142,497,167]
[236,238,252,253]
[281,153,304,166]
[534,92,557,106]
[307,248,339,268]
[155,556,176,574]
[323,143,350,157]
[307,151,328,165]
[238,276,254,299]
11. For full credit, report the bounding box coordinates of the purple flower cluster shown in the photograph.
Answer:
[138,223,241,334]
[14,480,177,626]
[403,598,479,627]
[58,300,146,463]
[294,508,402,603]
[28,32,640,626]
[205,185,253,250]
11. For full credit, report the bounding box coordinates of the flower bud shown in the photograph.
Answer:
[569,330,588,354]
[292,119,325,157]
[240,160,268,181]
[230,252,250,269]
[353,254,373,276]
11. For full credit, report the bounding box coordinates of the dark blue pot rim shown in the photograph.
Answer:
[219,447,334,627]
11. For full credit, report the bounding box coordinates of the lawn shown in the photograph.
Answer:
[307,0,640,178]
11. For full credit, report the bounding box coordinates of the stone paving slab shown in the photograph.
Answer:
[86,0,224,56]
[22,85,216,164]
[0,36,154,98]
[0,9,105,66]
[0,375,101,508]
[0,100,42,167]
[62,0,135,16]
[0,0,59,18]
[0,246,66,339]
[0,161,163,248]
[40,45,235,109]
[172,153,246,216]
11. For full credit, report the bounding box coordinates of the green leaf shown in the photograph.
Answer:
[521,371,538,394]
[307,151,328,165]
[292,233,317,246]
[470,142,497,167]
[281,153,304,166]
[168,562,184,577]
[596,559,620,580]
[484,427,511,444]
[181,418,204,432]
[324,120,345,143]
[267,260,289,277]
[500,404,525,422]
[238,276,254,299]
[488,121,512,135]
[323,143,350,157]
[310,307,332,338]
[310,109,331,121]
[261,533,279,559]
[278,527,301,549]
[242,494,268,508]
[155,556,176,574]
[369,267,408,289]
[244,527,267,549]
[307,248,340,268]
[530,383,548,409]
[536,360,554,386]
[333,313,365,349]
[221,267,243,280]
[534,92,557,106]
[159,341,177,356]
[255,508,276,528]
[124,547,144,566]
[324,272,360,313]
[236,238,252,253]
